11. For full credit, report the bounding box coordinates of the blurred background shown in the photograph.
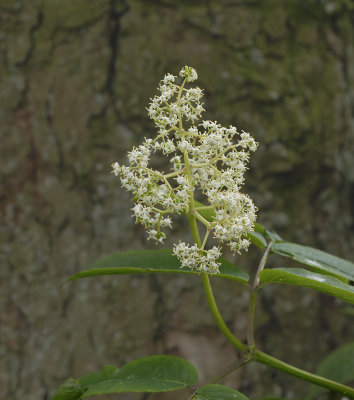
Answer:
[1,1,353,399]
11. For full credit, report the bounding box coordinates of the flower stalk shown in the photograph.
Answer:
[113,65,258,273]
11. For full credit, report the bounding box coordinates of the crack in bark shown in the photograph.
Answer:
[87,1,129,132]
[105,0,129,99]
[10,10,43,111]
[15,9,43,68]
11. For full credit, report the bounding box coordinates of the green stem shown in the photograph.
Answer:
[176,77,199,243]
[210,357,252,384]
[254,350,354,397]
[201,272,247,353]
[184,154,246,353]
[183,167,246,352]
[193,210,212,229]
[195,205,216,211]
[200,277,354,396]
[247,240,273,348]
[184,151,200,247]
[187,212,201,247]
[163,168,186,179]
[253,240,273,289]
[196,241,354,396]
[247,290,257,349]
[201,229,210,250]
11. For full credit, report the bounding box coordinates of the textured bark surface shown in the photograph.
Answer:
[1,1,353,399]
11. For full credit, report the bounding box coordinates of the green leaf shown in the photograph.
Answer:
[51,378,83,400]
[51,356,198,399]
[271,241,354,281]
[253,222,282,241]
[264,229,282,242]
[306,342,354,399]
[259,268,354,304]
[69,249,249,284]
[83,355,198,396]
[249,222,282,249]
[247,231,267,250]
[194,384,249,400]
[254,222,266,235]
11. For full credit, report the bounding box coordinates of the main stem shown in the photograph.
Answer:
[186,203,247,353]
[182,110,246,352]
[201,272,247,353]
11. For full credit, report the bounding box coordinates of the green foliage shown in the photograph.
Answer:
[249,224,354,303]
[194,384,249,399]
[259,268,354,304]
[271,241,354,281]
[306,342,354,399]
[259,226,282,242]
[52,355,198,399]
[247,231,267,250]
[252,224,354,284]
[69,249,249,284]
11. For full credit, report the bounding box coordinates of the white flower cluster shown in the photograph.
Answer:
[112,66,258,273]
[173,242,221,274]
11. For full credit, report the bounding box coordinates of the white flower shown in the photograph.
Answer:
[163,73,176,84]
[111,162,120,176]
[148,229,166,243]
[239,131,258,152]
[176,175,189,185]
[161,140,176,154]
[161,217,172,228]
[179,66,198,82]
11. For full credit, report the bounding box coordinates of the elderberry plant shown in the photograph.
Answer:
[52,67,354,400]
